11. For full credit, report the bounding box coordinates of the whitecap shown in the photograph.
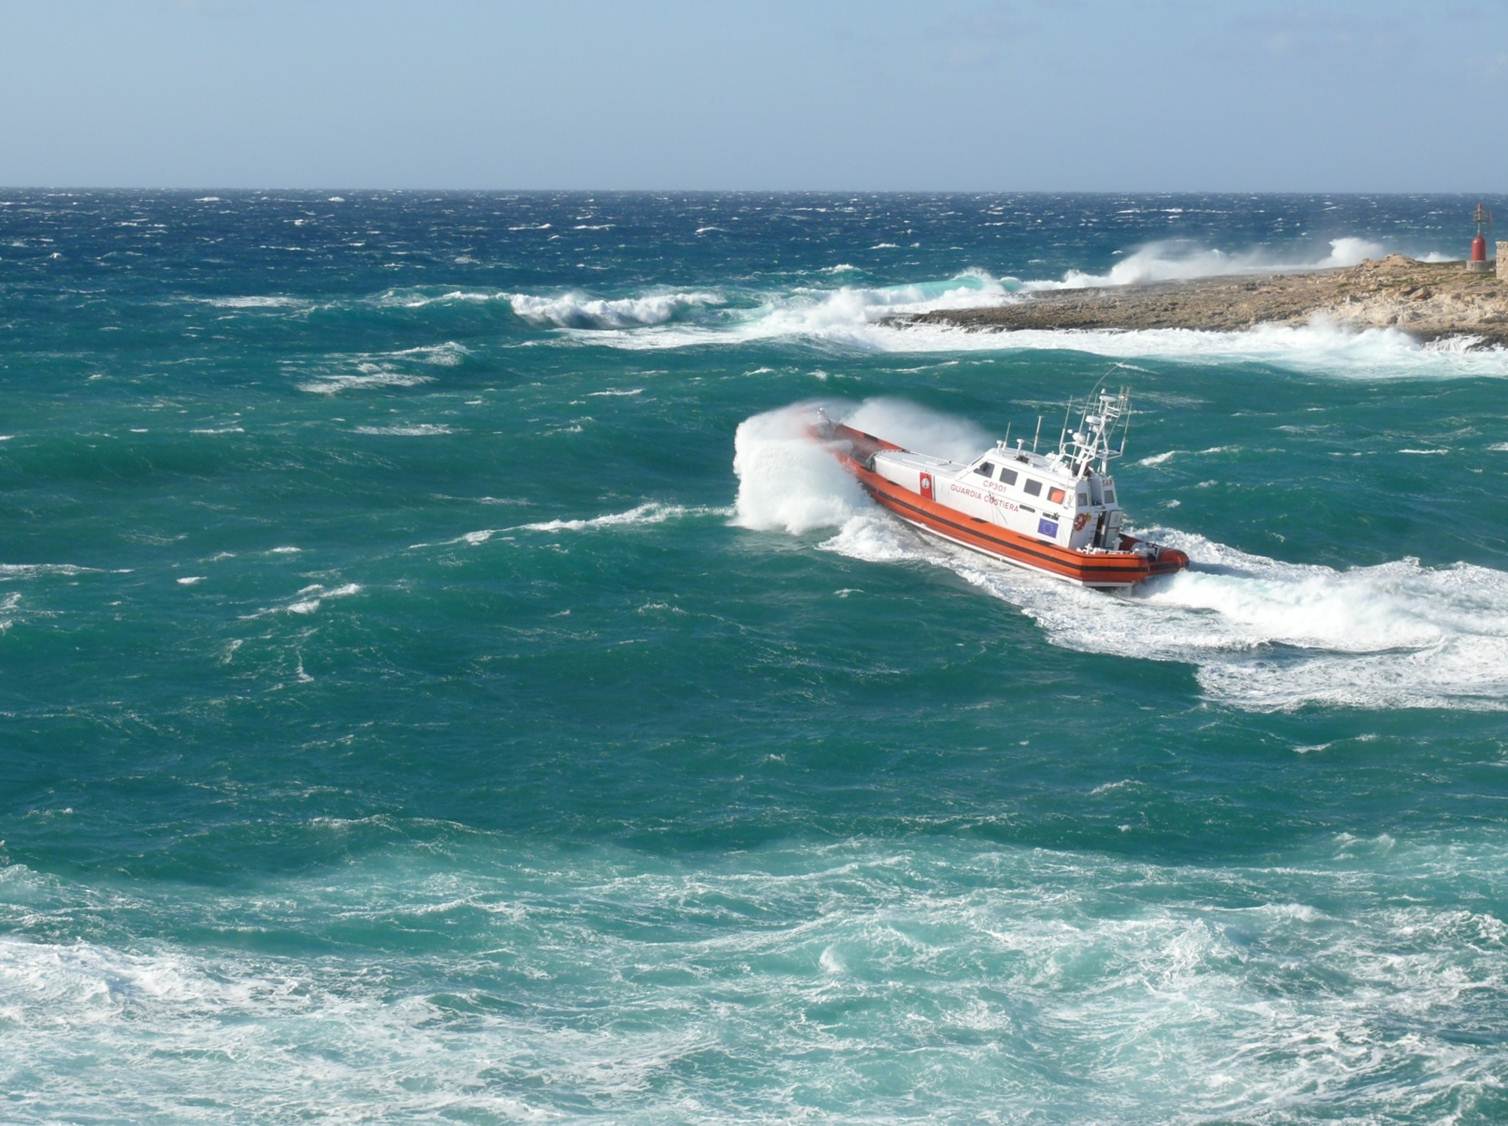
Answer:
[190,295,309,310]
[297,371,435,395]
[508,289,722,330]
[352,424,453,437]
[520,502,728,534]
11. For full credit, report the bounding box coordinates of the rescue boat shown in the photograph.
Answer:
[812,386,1189,588]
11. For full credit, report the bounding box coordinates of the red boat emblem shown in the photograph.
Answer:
[919,472,933,499]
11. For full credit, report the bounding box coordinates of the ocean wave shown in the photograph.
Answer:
[352,424,453,437]
[297,370,435,395]
[519,502,728,533]
[0,591,21,632]
[242,582,362,618]
[188,294,311,310]
[1025,236,1389,290]
[0,562,129,580]
[734,400,1508,713]
[409,502,730,549]
[576,269,1015,350]
[864,317,1508,378]
[508,289,723,330]
[293,342,468,394]
[546,245,1508,378]
[370,288,509,309]
[4,829,1504,1122]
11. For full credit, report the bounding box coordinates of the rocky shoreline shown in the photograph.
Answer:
[900,256,1508,347]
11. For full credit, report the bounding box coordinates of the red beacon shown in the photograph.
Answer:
[1469,202,1492,271]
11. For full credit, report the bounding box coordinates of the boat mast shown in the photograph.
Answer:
[1059,385,1130,482]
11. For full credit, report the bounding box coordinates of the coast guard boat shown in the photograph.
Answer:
[813,387,1189,588]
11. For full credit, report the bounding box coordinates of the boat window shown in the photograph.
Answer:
[1078,493,1088,506]
[974,461,995,478]
[1104,487,1116,503]
[998,467,1018,486]
[1047,486,1066,504]
[1023,478,1042,497]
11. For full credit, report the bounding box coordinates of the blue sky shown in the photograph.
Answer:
[4,0,1506,190]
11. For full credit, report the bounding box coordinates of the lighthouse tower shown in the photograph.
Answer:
[1468,201,1492,273]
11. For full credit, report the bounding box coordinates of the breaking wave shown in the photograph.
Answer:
[529,265,1506,378]
[733,401,1508,713]
[292,342,470,395]
[1027,237,1391,290]
[577,269,1015,350]
[508,290,723,329]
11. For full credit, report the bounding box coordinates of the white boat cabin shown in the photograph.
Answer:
[867,390,1133,551]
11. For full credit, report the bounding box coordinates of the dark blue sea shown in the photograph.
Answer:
[3,189,1508,1121]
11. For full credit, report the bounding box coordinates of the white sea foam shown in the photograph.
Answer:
[1138,446,1237,467]
[732,409,868,535]
[0,591,21,632]
[191,295,309,310]
[1026,237,1388,290]
[297,370,435,395]
[352,424,453,437]
[520,502,726,534]
[508,289,723,329]
[546,254,1508,377]
[295,342,465,394]
[581,269,1014,352]
[245,582,362,617]
[373,288,509,309]
[0,562,126,580]
[866,317,1508,379]
[409,502,727,549]
[4,829,1504,1122]
[734,401,1508,713]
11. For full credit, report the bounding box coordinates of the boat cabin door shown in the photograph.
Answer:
[919,472,933,500]
[1103,509,1124,549]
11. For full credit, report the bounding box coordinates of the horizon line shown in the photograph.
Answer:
[3,185,1504,197]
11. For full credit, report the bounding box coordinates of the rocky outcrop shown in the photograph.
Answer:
[901,256,1508,346]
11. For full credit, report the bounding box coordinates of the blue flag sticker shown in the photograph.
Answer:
[1038,517,1059,539]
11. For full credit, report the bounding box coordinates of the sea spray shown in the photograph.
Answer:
[732,405,868,534]
[732,398,996,534]
[1028,236,1391,289]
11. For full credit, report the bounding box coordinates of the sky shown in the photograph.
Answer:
[3,0,1506,191]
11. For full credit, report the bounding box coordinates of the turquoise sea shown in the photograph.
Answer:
[4,190,1508,1121]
